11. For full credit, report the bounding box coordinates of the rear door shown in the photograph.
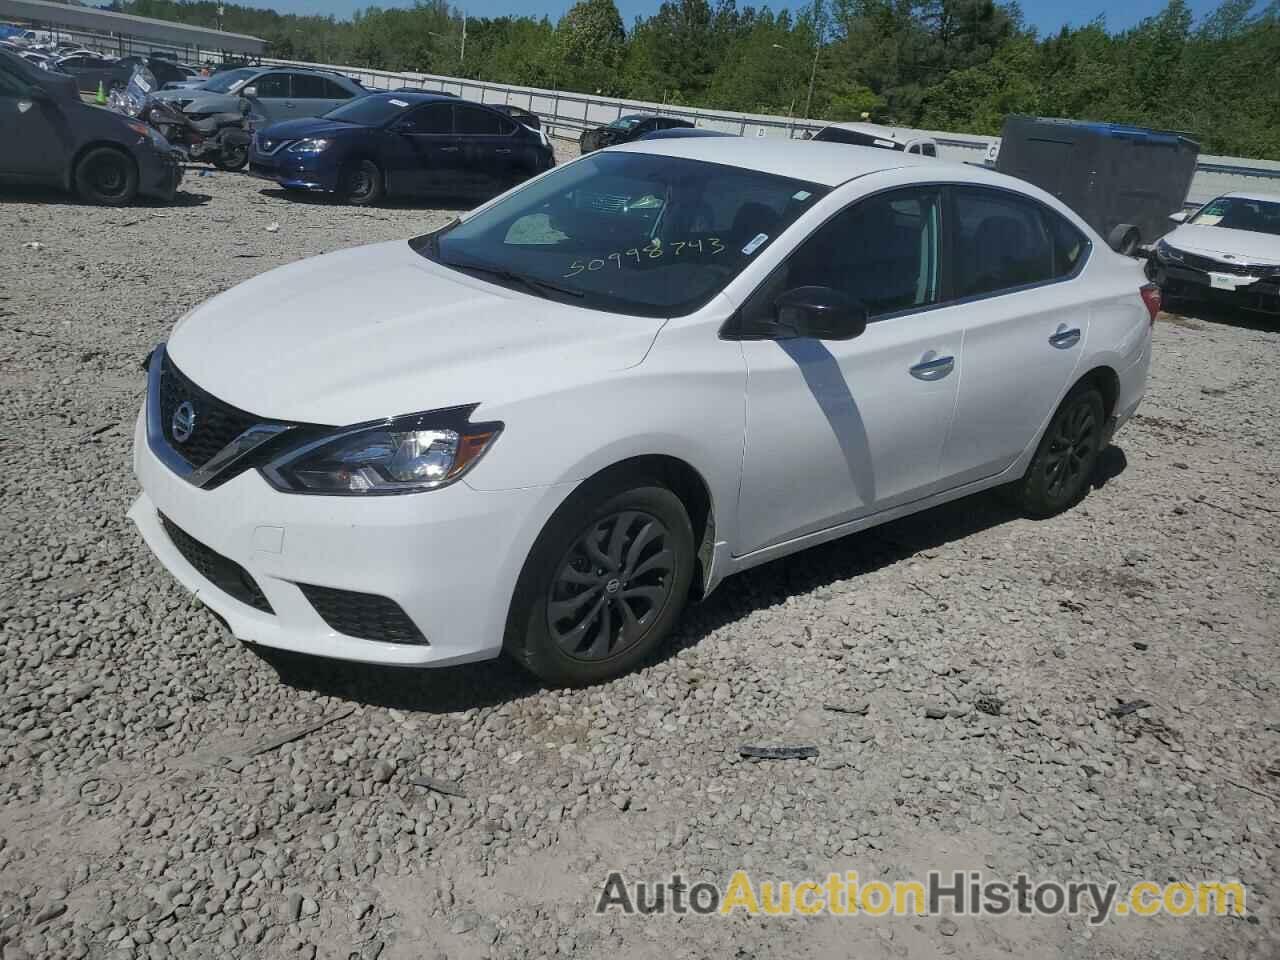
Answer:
[0,58,65,179]
[937,186,1093,486]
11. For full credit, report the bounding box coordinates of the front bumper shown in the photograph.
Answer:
[247,148,340,192]
[130,406,574,667]
[138,146,184,201]
[1150,262,1280,315]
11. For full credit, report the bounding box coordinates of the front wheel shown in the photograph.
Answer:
[74,147,139,206]
[1013,384,1105,518]
[342,158,383,206]
[505,479,695,686]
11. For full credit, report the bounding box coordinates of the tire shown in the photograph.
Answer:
[505,477,695,686]
[342,158,383,206]
[73,147,138,206]
[1012,383,1106,519]
[1107,223,1140,257]
[214,140,248,172]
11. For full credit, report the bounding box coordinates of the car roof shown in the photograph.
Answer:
[363,91,460,105]
[1219,191,1280,204]
[615,137,957,186]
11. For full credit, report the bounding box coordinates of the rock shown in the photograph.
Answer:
[371,759,396,785]
[938,918,959,937]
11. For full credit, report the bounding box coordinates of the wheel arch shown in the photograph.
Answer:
[567,454,717,599]
[1074,364,1121,421]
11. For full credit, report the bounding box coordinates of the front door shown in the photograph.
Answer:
[246,72,293,122]
[734,186,964,554]
[0,61,65,179]
[391,102,460,196]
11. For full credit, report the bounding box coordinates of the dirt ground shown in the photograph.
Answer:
[0,157,1277,960]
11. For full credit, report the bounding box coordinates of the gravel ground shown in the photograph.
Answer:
[1,154,1278,960]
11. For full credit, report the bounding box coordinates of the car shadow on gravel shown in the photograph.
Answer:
[256,187,475,211]
[0,185,212,208]
[1163,299,1280,334]
[255,447,1129,711]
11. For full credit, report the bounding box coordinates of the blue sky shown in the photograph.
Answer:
[256,0,1239,33]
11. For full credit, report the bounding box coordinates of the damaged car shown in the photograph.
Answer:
[0,49,181,204]
[1150,192,1280,314]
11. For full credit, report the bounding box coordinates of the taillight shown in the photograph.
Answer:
[1140,283,1161,325]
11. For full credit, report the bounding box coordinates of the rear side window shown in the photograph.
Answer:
[921,143,937,158]
[454,105,509,135]
[952,188,1057,297]
[1046,209,1090,278]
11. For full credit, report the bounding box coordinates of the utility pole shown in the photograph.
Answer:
[460,11,466,64]
[804,0,822,120]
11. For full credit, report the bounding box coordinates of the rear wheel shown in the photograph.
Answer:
[73,147,138,206]
[1013,384,1106,518]
[342,158,383,206]
[505,478,694,686]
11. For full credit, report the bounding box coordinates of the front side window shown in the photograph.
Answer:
[413,151,829,317]
[952,188,1057,298]
[399,102,452,134]
[738,187,942,334]
[454,105,508,135]
[1188,196,1280,236]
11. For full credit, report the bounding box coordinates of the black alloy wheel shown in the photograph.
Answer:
[547,510,676,661]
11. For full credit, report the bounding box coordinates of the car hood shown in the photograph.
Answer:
[1166,224,1280,265]
[256,117,360,142]
[166,241,666,425]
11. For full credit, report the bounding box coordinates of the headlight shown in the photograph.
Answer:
[1156,239,1183,263]
[263,408,502,495]
[287,138,331,154]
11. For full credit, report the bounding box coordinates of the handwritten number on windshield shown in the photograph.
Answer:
[564,238,725,278]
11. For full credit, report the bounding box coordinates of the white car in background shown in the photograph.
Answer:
[1151,191,1280,314]
[811,121,939,158]
[130,139,1155,685]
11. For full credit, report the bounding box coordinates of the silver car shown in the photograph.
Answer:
[150,66,364,124]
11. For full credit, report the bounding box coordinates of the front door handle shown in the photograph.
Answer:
[1049,327,1081,349]
[440,146,460,153]
[494,148,512,154]
[910,355,955,381]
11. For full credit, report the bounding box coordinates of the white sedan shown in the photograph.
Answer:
[130,138,1155,685]
[1151,191,1280,315]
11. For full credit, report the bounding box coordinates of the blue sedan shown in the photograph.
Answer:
[249,92,554,206]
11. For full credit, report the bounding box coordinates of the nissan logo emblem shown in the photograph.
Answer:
[172,401,197,444]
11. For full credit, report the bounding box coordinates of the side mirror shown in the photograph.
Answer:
[241,85,257,98]
[773,286,868,340]
[1168,210,1188,223]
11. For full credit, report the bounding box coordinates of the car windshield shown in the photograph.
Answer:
[412,151,829,317]
[323,95,409,126]
[202,67,256,93]
[608,116,645,131]
[1188,196,1280,236]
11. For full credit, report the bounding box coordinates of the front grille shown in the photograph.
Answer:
[1170,248,1280,278]
[159,513,274,613]
[297,584,427,645]
[159,353,261,470]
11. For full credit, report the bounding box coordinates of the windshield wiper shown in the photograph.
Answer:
[449,261,584,301]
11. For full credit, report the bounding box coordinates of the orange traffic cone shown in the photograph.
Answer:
[95,81,107,105]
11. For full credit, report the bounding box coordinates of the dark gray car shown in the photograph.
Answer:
[150,66,364,124]
[0,49,182,204]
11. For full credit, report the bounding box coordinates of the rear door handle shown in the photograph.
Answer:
[1049,327,1081,349]
[495,148,512,154]
[909,355,955,381]
[440,146,460,153]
